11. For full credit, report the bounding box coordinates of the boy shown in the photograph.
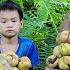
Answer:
[0,1,39,70]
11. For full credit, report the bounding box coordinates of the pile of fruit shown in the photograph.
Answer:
[46,30,70,70]
[0,51,31,70]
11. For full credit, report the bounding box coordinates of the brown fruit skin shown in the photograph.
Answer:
[46,55,59,68]
[0,53,7,70]
[18,56,31,70]
[6,55,12,62]
[59,43,70,56]
[68,35,70,43]
[62,56,70,65]
[56,31,69,45]
[6,51,18,67]
[58,57,69,70]
[0,65,5,70]
[11,67,19,70]
[56,33,62,45]
[53,46,61,58]
[10,56,18,67]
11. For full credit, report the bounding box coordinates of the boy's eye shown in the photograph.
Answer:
[12,20,17,22]
[2,21,6,23]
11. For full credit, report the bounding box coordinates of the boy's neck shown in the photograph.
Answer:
[0,35,18,45]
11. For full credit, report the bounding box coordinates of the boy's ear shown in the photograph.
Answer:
[20,19,23,28]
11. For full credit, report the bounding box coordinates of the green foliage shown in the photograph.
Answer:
[20,0,70,70]
[0,0,70,70]
[0,0,6,3]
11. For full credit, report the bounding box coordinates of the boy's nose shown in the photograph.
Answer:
[7,21,13,28]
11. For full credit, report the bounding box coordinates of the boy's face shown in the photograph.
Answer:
[0,10,22,38]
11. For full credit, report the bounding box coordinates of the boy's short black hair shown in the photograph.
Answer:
[0,1,23,20]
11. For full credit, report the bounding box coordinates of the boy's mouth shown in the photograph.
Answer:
[6,30,14,33]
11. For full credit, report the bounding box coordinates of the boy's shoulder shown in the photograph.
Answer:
[19,36,32,41]
[18,36,34,46]
[17,37,36,57]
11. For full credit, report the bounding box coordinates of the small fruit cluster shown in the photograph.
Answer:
[46,30,70,70]
[0,51,31,70]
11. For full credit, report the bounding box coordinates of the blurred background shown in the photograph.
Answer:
[1,0,70,70]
